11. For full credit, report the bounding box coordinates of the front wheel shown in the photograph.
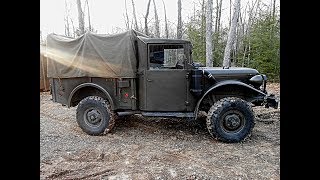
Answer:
[76,96,115,135]
[206,97,255,143]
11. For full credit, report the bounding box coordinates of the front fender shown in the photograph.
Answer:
[67,83,114,109]
[194,80,266,119]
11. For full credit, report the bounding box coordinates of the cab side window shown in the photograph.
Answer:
[149,44,185,69]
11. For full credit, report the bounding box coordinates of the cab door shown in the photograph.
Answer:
[144,44,188,111]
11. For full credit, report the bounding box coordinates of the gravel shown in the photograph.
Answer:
[40,83,280,180]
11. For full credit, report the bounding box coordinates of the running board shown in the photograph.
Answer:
[141,112,195,118]
[117,111,140,116]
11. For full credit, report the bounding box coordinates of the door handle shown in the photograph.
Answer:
[147,79,153,82]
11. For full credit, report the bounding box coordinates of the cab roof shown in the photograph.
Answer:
[137,36,191,44]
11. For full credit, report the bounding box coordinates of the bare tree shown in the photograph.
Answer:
[144,0,152,35]
[223,0,241,68]
[124,0,130,30]
[243,0,260,66]
[64,0,71,37]
[76,0,85,35]
[193,2,196,22]
[205,0,213,67]
[131,0,139,30]
[215,0,223,33]
[139,20,143,33]
[232,17,240,65]
[201,0,206,45]
[213,0,222,55]
[153,0,160,37]
[85,0,92,31]
[161,0,169,38]
[229,0,232,27]
[270,0,276,38]
[177,0,182,39]
[272,0,276,20]
[70,18,76,37]
[123,14,130,30]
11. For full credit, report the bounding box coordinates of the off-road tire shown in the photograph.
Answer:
[206,97,255,143]
[76,96,116,135]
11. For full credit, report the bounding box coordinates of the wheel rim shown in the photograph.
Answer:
[220,110,245,134]
[84,107,103,128]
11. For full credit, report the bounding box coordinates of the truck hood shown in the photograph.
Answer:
[198,67,259,76]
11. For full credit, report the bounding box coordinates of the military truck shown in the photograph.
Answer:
[46,30,278,143]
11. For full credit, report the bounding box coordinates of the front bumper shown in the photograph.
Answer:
[265,94,278,109]
[257,74,278,108]
[251,93,279,109]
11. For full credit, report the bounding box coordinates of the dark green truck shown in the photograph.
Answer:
[47,30,278,143]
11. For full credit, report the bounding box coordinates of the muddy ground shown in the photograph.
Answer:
[40,83,280,180]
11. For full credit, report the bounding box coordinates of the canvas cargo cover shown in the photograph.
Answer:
[46,30,146,78]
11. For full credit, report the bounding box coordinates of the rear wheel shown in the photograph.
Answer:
[206,97,255,143]
[76,96,115,135]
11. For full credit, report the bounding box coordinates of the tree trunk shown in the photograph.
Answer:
[215,0,222,33]
[76,0,85,35]
[124,0,130,30]
[272,0,276,20]
[144,0,152,35]
[233,24,239,65]
[162,0,169,38]
[242,43,247,67]
[244,0,259,66]
[64,0,70,37]
[86,0,92,31]
[213,0,222,57]
[193,2,195,22]
[70,18,76,37]
[64,18,70,37]
[229,0,232,27]
[177,0,182,39]
[131,0,139,31]
[271,0,276,39]
[205,0,213,67]
[247,42,251,66]
[201,0,205,50]
[153,0,160,37]
[64,17,70,37]
[123,14,129,30]
[223,0,240,68]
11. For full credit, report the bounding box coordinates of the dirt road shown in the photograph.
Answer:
[40,84,280,179]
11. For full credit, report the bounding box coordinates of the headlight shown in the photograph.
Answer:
[250,74,267,93]
[249,75,263,85]
[262,74,267,81]
[261,74,267,93]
